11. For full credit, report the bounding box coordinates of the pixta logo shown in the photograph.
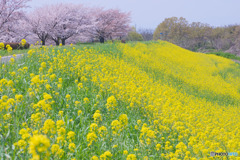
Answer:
[210,152,238,157]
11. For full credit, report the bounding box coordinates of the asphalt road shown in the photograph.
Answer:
[0,54,24,63]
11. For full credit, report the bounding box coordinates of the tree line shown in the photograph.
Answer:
[1,0,240,55]
[0,0,131,45]
[153,17,240,55]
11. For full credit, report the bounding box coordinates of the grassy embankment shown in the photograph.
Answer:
[0,41,240,159]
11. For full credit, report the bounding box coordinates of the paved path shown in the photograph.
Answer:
[0,54,24,63]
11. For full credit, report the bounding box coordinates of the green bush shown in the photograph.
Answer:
[207,52,240,61]
[126,31,144,41]
[3,42,30,50]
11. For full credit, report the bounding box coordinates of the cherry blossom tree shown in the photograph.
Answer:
[2,2,131,45]
[27,4,93,45]
[88,8,131,43]
[4,18,31,42]
[46,4,73,46]
[27,5,55,45]
[0,0,30,41]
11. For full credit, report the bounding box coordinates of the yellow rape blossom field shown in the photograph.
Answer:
[0,41,240,160]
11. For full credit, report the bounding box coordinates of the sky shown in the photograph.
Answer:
[28,0,240,30]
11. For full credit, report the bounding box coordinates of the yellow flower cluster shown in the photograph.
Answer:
[1,41,240,159]
[6,44,12,52]
[28,135,50,159]
[21,39,27,46]
[106,95,117,111]
[0,42,4,50]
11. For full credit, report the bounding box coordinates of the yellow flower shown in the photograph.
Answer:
[134,125,138,130]
[17,139,27,150]
[100,151,112,160]
[146,138,151,145]
[59,111,63,116]
[51,144,60,154]
[6,45,12,52]
[91,156,99,160]
[32,130,39,135]
[137,120,141,125]
[127,154,137,160]
[104,151,112,157]
[156,144,161,151]
[93,110,102,123]
[98,126,107,137]
[87,132,97,146]
[57,84,62,89]
[10,71,16,76]
[45,84,51,90]
[119,114,128,127]
[28,135,50,156]
[133,148,138,152]
[57,149,64,158]
[56,120,65,129]
[57,136,65,145]
[123,150,128,155]
[78,110,83,116]
[2,95,8,101]
[15,94,23,102]
[31,75,40,84]
[67,131,76,141]
[58,78,63,83]
[7,98,15,106]
[75,101,81,106]
[111,120,121,135]
[68,143,76,152]
[0,42,4,50]
[3,113,11,121]
[176,142,187,152]
[66,94,71,100]
[90,123,98,132]
[41,62,46,68]
[83,97,90,104]
[81,76,87,82]
[106,96,117,111]
[78,83,83,90]
[43,93,52,100]
[143,156,148,160]
[21,39,27,46]
[42,119,56,134]
[50,74,56,81]
[10,58,15,63]
[57,127,66,136]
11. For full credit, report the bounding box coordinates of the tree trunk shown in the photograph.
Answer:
[42,40,45,46]
[99,36,104,43]
[55,39,60,46]
[62,39,66,45]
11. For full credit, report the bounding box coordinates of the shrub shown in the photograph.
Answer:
[126,31,144,41]
[3,42,30,50]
